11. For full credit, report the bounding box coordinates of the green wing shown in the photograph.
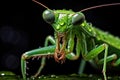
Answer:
[94,27,120,50]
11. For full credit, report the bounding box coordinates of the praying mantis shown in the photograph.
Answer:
[21,0,120,80]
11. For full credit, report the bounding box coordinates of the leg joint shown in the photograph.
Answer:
[21,53,29,60]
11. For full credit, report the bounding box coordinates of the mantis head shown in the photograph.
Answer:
[42,9,85,34]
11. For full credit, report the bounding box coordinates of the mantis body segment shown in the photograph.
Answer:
[21,0,120,80]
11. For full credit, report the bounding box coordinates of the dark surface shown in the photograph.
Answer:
[0,73,120,80]
[0,0,120,78]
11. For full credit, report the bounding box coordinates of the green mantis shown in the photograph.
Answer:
[21,0,120,80]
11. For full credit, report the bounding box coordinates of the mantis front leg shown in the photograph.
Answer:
[21,36,56,80]
[33,36,56,77]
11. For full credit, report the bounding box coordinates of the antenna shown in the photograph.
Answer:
[32,0,50,9]
[80,3,120,12]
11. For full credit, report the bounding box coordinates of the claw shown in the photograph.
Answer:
[54,51,60,63]
[54,50,66,64]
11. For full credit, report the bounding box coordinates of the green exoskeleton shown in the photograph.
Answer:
[21,0,120,80]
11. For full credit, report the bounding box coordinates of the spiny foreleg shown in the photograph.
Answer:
[21,45,56,80]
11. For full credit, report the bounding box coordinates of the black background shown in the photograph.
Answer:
[0,0,120,77]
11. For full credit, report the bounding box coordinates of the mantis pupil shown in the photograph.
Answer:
[43,10,55,24]
[72,12,85,25]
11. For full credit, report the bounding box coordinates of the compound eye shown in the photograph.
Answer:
[42,10,55,24]
[72,12,85,25]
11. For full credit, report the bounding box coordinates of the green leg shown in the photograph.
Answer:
[44,36,55,46]
[78,34,96,75]
[66,31,81,60]
[98,54,117,64]
[65,32,86,74]
[33,36,55,77]
[21,56,27,80]
[78,59,86,74]
[83,43,108,80]
[33,57,46,77]
[21,45,56,80]
[112,58,120,66]
[94,53,120,79]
